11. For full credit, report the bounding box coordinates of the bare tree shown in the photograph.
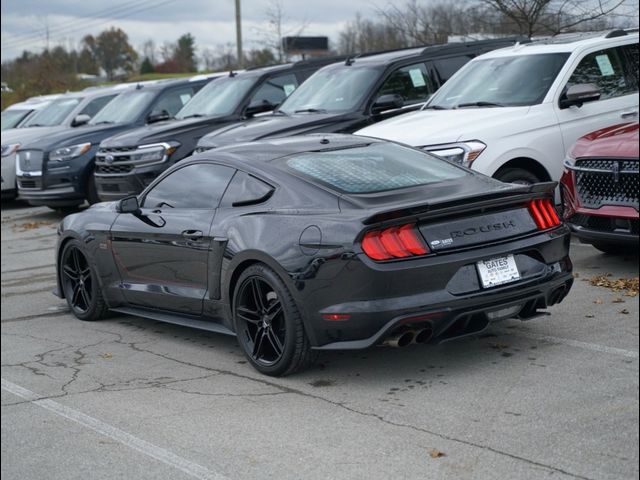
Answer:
[141,39,156,65]
[479,0,630,36]
[255,0,308,62]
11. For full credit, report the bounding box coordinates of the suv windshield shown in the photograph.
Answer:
[283,142,466,193]
[427,53,570,109]
[24,97,82,127]
[90,90,155,125]
[2,109,30,130]
[278,66,381,115]
[176,76,257,119]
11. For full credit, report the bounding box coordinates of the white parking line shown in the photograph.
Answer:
[506,331,639,359]
[1,378,229,480]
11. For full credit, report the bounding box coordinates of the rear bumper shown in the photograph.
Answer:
[312,260,573,350]
[300,226,573,349]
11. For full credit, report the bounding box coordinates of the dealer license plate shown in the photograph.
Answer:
[477,254,520,288]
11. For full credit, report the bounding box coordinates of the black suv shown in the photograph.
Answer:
[94,58,343,201]
[195,38,527,151]
[16,76,214,209]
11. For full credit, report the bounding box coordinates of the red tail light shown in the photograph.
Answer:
[528,199,561,230]
[362,224,429,261]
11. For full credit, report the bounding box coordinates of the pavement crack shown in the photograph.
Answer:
[116,341,595,480]
[1,309,69,323]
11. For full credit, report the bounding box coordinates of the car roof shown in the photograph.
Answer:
[330,37,527,67]
[240,56,349,77]
[479,29,638,57]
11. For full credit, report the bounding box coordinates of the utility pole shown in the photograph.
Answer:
[235,0,243,68]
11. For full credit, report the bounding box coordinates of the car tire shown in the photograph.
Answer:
[86,172,100,205]
[49,205,82,214]
[495,168,541,185]
[59,239,109,321]
[233,263,317,376]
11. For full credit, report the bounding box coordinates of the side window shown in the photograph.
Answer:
[249,73,299,107]
[433,55,474,84]
[154,86,197,116]
[79,94,117,118]
[565,47,635,100]
[220,171,274,207]
[618,43,639,92]
[376,63,435,105]
[143,163,235,209]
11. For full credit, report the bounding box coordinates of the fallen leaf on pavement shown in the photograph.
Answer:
[588,275,639,297]
[612,297,625,303]
[585,314,595,318]
[13,221,53,231]
[619,309,629,315]
[429,448,446,458]
[593,298,603,304]
[100,353,113,359]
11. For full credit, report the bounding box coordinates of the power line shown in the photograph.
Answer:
[5,1,161,42]
[3,0,180,50]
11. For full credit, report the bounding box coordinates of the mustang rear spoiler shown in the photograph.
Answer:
[361,181,558,226]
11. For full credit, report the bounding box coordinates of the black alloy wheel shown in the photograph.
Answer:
[233,264,316,376]
[60,240,108,321]
[236,276,286,366]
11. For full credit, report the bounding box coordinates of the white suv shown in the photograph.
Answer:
[356,30,639,185]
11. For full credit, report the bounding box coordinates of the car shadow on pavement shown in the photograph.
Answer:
[89,312,534,386]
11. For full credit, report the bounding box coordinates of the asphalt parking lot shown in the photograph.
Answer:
[1,200,638,480]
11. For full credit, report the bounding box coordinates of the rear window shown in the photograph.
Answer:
[283,142,467,193]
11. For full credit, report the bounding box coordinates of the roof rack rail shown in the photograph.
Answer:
[354,44,429,59]
[293,55,348,66]
[420,36,529,55]
[605,29,629,38]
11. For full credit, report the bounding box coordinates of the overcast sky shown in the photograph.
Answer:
[1,0,379,62]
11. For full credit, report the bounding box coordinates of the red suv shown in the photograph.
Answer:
[560,122,639,253]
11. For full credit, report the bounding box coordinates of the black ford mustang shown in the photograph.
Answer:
[55,134,573,376]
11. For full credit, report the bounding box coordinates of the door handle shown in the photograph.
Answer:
[620,110,638,118]
[181,230,203,240]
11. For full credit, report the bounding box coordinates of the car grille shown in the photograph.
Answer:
[571,213,639,235]
[96,164,134,174]
[17,150,44,172]
[574,158,639,209]
[96,146,138,175]
[18,179,40,189]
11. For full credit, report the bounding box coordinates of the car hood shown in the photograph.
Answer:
[569,122,639,159]
[1,125,68,146]
[197,112,348,148]
[100,115,233,148]
[355,107,530,146]
[19,123,134,151]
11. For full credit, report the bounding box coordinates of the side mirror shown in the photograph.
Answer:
[245,100,277,117]
[372,94,404,114]
[560,83,601,109]
[71,114,91,127]
[116,195,140,214]
[147,109,171,124]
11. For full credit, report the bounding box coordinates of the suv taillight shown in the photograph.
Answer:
[528,199,561,230]
[361,224,429,261]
